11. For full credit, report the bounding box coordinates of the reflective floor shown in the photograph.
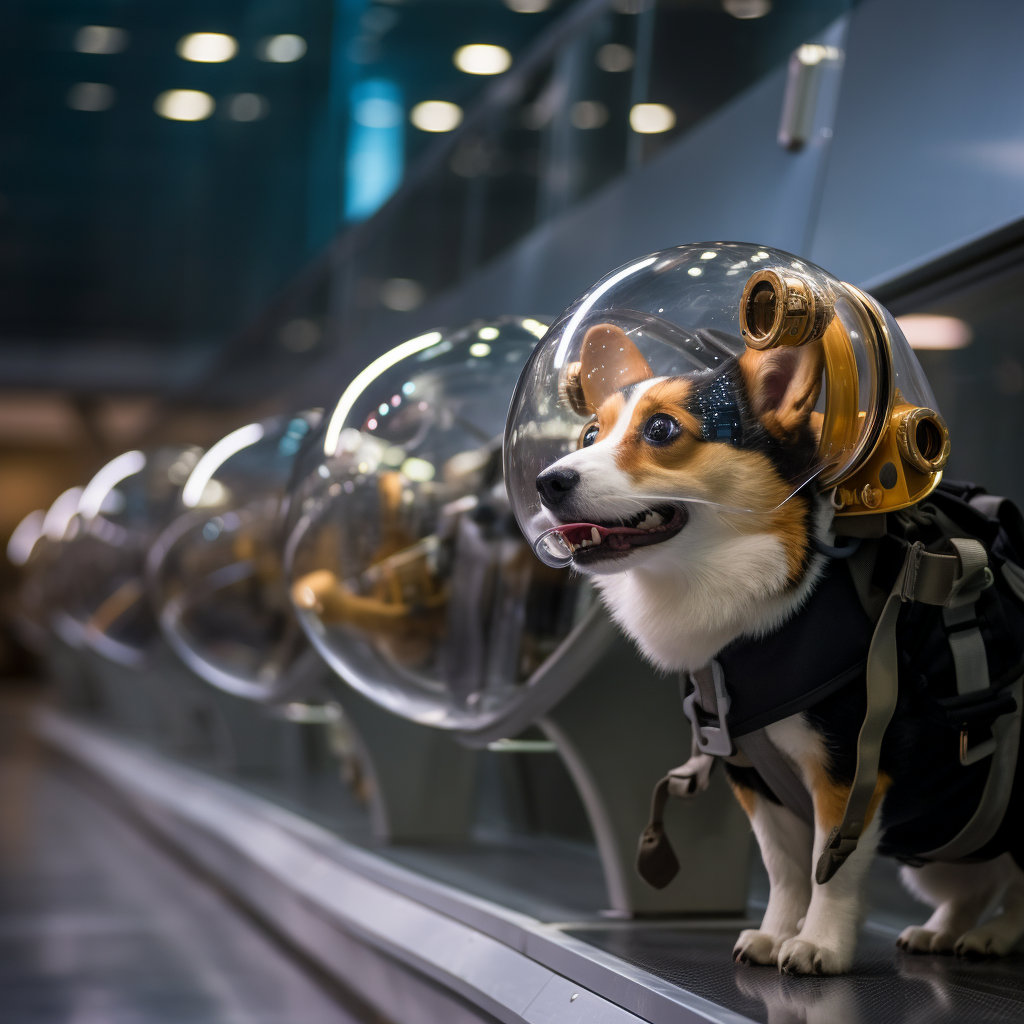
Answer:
[570,925,1024,1024]
[0,688,380,1024]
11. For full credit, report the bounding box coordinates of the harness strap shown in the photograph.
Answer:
[735,729,815,826]
[815,545,913,884]
[816,538,996,883]
[921,677,1022,861]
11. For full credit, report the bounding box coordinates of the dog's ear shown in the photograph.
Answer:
[739,342,824,442]
[569,323,653,411]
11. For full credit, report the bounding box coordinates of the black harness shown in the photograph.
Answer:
[637,483,1024,889]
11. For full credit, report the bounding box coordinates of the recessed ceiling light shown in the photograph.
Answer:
[454,44,512,75]
[67,82,116,111]
[629,103,676,133]
[723,0,772,18]
[227,93,268,122]
[259,34,307,63]
[155,89,215,121]
[73,26,129,54]
[503,0,550,11]
[896,315,973,351]
[595,43,634,72]
[177,33,238,63]
[410,100,463,132]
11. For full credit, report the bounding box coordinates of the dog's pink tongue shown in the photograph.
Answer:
[551,521,643,546]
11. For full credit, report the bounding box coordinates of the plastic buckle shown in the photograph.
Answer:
[682,661,733,757]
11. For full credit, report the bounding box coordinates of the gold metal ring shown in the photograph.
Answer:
[739,269,834,349]
[896,407,951,473]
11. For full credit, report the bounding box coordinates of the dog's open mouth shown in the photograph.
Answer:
[547,504,687,563]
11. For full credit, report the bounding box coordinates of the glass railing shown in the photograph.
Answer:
[195,0,851,404]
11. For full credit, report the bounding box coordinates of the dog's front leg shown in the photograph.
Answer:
[776,785,885,975]
[731,786,812,966]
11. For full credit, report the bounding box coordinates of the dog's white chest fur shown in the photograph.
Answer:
[591,510,823,672]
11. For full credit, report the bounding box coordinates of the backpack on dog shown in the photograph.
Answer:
[638,479,1024,889]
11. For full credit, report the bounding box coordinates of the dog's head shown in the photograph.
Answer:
[536,323,824,581]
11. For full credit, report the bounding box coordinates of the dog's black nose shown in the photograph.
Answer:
[536,467,580,509]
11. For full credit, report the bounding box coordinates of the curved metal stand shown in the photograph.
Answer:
[541,633,751,916]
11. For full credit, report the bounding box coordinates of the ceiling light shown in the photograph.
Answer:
[478,326,500,340]
[73,26,129,54]
[469,342,492,357]
[67,82,115,111]
[278,318,320,352]
[687,267,703,277]
[504,0,550,11]
[155,89,215,121]
[177,32,238,63]
[410,100,463,132]
[723,0,772,18]
[700,251,717,259]
[629,103,676,133]
[454,44,512,75]
[595,43,634,72]
[379,278,425,311]
[227,93,268,122]
[259,34,307,63]
[895,315,973,351]
[570,100,608,129]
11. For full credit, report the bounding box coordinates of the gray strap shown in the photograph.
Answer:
[817,539,997,883]
[922,678,1022,861]
[943,603,990,695]
[816,543,920,884]
[735,728,814,826]
[683,660,734,756]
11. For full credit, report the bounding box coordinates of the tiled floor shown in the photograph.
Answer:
[0,689,380,1024]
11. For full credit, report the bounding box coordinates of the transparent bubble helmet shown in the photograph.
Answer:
[503,243,941,568]
[60,447,203,667]
[148,412,321,702]
[284,317,607,739]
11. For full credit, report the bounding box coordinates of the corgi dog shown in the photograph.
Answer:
[535,323,1024,975]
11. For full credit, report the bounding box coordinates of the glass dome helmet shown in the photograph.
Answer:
[6,494,81,653]
[284,317,611,742]
[147,412,321,702]
[504,242,949,568]
[60,447,202,667]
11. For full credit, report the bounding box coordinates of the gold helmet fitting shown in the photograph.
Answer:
[738,268,949,517]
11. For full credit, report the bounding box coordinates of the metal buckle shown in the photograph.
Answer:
[959,729,996,766]
[682,661,734,757]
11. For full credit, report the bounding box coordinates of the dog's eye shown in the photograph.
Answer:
[642,413,680,446]
[579,423,599,448]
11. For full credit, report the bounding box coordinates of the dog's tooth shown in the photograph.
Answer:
[591,527,601,545]
[647,511,664,527]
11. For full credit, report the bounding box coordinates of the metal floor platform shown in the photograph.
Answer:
[23,702,1024,1024]
[0,696,375,1024]
[569,926,1024,1024]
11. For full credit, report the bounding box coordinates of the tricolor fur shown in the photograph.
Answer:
[536,323,1024,974]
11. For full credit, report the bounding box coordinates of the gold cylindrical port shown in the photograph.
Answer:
[740,269,834,350]
[895,407,950,473]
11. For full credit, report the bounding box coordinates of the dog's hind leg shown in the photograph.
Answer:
[897,859,1007,954]
[953,855,1024,958]
[732,788,813,967]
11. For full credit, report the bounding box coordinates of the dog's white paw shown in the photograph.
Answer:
[896,926,957,955]
[777,936,851,975]
[733,929,780,965]
[955,926,1016,960]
